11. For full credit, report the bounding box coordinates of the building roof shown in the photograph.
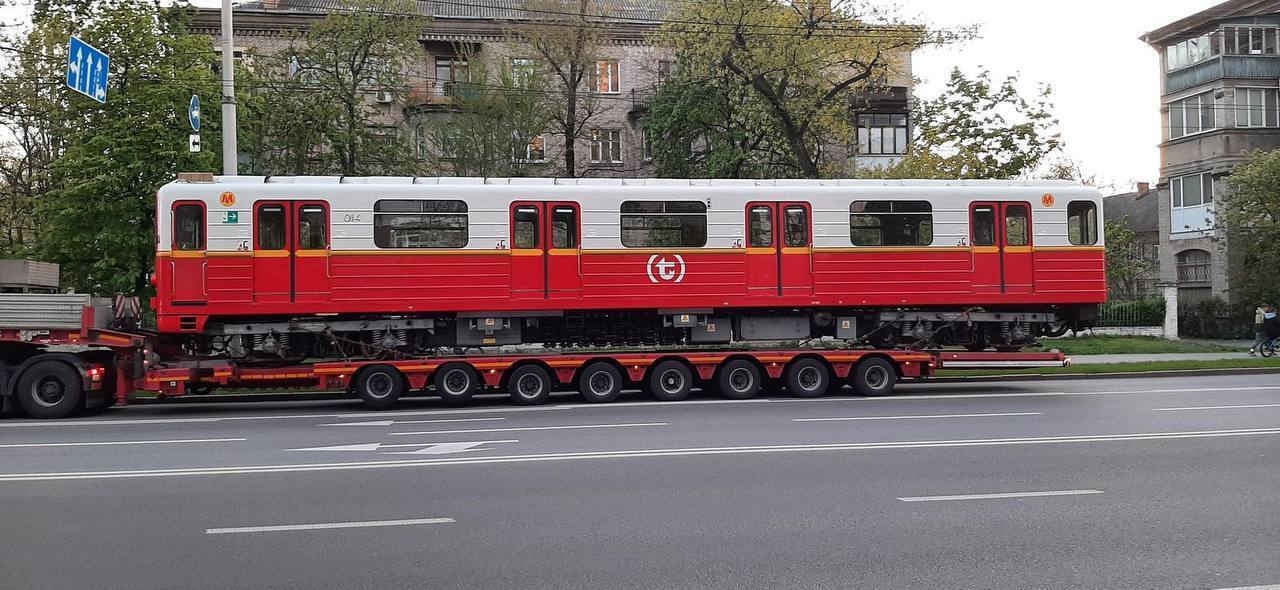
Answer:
[1142,0,1280,44]
[232,0,669,24]
[1104,190,1159,234]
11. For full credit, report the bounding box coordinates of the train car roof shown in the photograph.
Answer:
[165,175,1089,189]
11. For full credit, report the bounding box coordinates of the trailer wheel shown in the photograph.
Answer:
[785,358,831,398]
[647,360,693,402]
[435,362,479,405]
[852,358,897,397]
[507,365,553,406]
[355,365,404,410]
[716,359,761,400]
[578,362,623,404]
[16,360,83,419]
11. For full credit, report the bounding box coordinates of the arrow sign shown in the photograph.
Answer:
[189,95,201,132]
[66,36,108,103]
[287,439,518,454]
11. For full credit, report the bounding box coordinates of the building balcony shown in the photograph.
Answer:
[1167,55,1280,94]
[406,82,483,111]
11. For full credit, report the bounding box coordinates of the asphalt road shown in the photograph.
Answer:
[2,374,1279,589]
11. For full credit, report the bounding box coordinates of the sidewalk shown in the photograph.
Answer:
[1070,352,1254,365]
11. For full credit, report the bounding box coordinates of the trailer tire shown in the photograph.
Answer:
[578,362,623,404]
[852,357,897,397]
[435,362,479,405]
[785,358,831,398]
[716,359,761,400]
[647,360,693,402]
[508,365,553,406]
[15,360,83,419]
[355,365,404,410]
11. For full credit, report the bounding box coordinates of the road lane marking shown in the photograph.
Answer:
[897,489,1104,502]
[289,440,519,453]
[6,427,1280,482]
[811,385,1280,403]
[794,412,1042,422]
[1213,585,1280,590]
[389,422,668,436]
[0,438,245,449]
[0,406,572,428]
[1154,404,1280,412]
[320,417,506,427]
[206,518,454,535]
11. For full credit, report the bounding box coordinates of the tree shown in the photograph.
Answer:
[1224,149,1280,305]
[654,0,954,179]
[1104,218,1156,299]
[883,68,1062,179]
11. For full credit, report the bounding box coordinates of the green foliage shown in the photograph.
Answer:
[1224,149,1280,306]
[1104,217,1157,299]
[1035,335,1231,355]
[1178,297,1253,340]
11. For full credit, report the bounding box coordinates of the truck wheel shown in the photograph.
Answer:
[647,360,693,402]
[717,359,761,400]
[16,361,83,419]
[508,365,552,406]
[435,362,478,405]
[852,358,897,397]
[578,362,623,403]
[785,358,831,398]
[356,365,404,410]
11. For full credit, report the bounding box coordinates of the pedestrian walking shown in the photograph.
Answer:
[1251,305,1268,356]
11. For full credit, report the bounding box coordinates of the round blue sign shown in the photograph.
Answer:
[188,95,200,132]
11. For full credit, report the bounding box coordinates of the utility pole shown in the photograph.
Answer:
[220,0,238,175]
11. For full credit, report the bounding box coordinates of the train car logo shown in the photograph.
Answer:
[219,191,236,207]
[1041,193,1055,208]
[646,254,686,284]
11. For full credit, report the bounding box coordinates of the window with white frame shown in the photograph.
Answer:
[657,60,678,84]
[1235,87,1279,127]
[511,58,536,86]
[1171,172,1215,234]
[594,60,620,93]
[513,133,546,163]
[1166,32,1221,70]
[1221,25,1279,56]
[590,128,622,163]
[855,113,909,155]
[1169,92,1215,139]
[642,128,653,161]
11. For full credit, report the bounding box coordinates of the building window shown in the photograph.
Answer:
[1166,31,1221,71]
[1176,249,1212,283]
[620,201,707,248]
[1171,173,1215,234]
[434,57,469,98]
[511,58,536,86]
[1067,201,1099,245]
[855,113,909,156]
[590,128,622,163]
[642,128,654,161]
[594,60,620,93]
[849,201,933,246]
[657,59,678,84]
[1222,26,1279,56]
[373,200,468,248]
[1235,87,1279,128]
[173,204,205,251]
[1169,92,1215,139]
[514,134,546,163]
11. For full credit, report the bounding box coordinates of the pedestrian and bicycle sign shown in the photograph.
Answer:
[66,36,108,103]
[189,95,201,132]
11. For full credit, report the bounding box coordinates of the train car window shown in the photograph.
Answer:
[1005,205,1029,247]
[298,205,327,250]
[972,206,996,246]
[1067,201,1099,245]
[784,206,809,247]
[258,205,287,250]
[552,207,578,249]
[373,199,468,248]
[173,204,205,251]
[850,201,933,246]
[620,201,708,248]
[749,206,773,247]
[514,206,539,249]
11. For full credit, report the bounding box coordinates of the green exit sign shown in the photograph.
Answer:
[222,211,239,224]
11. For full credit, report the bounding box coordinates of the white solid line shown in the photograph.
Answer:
[320,417,507,427]
[0,406,573,428]
[5,427,1280,482]
[794,412,1042,422]
[898,489,1104,502]
[1155,404,1280,412]
[1213,585,1280,590]
[0,438,246,449]
[389,422,668,436]
[205,517,454,535]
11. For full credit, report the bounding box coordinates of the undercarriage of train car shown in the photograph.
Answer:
[164,306,1096,364]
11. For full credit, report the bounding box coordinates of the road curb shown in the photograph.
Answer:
[928,366,1280,383]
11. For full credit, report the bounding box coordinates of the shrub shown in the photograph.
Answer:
[1178,297,1253,339]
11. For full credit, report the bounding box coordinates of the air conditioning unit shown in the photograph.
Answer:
[375,91,394,104]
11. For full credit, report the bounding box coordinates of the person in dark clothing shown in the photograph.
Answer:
[1265,307,1280,344]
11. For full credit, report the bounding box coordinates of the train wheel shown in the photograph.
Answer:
[507,365,553,406]
[716,359,761,400]
[785,358,831,398]
[435,362,478,405]
[647,360,693,402]
[16,360,83,419]
[852,358,897,397]
[356,365,404,410]
[578,362,624,404]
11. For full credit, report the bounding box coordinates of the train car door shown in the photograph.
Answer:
[510,202,582,300]
[745,202,813,296]
[969,202,1033,294]
[170,201,207,303]
[253,201,331,304]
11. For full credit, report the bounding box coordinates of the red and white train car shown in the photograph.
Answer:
[154,176,1105,357]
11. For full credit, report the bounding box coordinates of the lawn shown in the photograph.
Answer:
[937,357,1280,378]
[1030,336,1240,356]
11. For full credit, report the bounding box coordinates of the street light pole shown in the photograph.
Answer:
[220,0,238,176]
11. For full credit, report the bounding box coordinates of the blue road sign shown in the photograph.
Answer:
[66,36,108,103]
[189,95,201,132]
